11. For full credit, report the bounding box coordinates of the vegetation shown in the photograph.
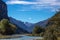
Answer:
[32,25,45,36]
[28,10,60,40]
[44,11,60,40]
[0,19,16,35]
[44,25,58,40]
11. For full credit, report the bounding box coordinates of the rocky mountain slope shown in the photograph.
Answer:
[44,11,60,38]
[9,17,30,33]
[0,0,8,20]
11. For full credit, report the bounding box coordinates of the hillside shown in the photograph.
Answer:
[9,17,29,33]
[44,11,60,40]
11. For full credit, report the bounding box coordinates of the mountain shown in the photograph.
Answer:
[23,19,49,33]
[9,17,49,33]
[26,20,48,32]
[46,11,60,27]
[0,0,32,33]
[24,22,34,27]
[34,20,48,28]
[0,0,29,34]
[0,0,8,20]
[9,17,31,33]
[29,12,60,32]
[44,11,60,38]
[0,0,49,34]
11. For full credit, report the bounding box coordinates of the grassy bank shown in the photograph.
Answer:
[0,34,33,39]
[0,34,23,39]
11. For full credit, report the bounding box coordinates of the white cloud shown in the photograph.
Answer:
[6,0,60,11]
[6,0,60,7]
[31,0,60,11]
[6,0,37,5]
[6,0,60,6]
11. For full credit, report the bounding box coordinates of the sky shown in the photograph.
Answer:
[3,0,60,23]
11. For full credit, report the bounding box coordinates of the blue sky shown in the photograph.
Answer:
[3,0,60,23]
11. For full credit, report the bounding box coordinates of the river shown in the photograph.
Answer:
[0,35,43,40]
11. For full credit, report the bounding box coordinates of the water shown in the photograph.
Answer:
[0,36,43,40]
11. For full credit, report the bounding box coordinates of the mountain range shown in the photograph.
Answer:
[0,0,49,34]
[1,0,60,34]
[9,12,60,33]
[9,17,48,33]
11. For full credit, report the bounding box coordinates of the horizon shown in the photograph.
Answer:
[3,0,60,23]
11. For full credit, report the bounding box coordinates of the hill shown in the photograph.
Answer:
[44,11,60,40]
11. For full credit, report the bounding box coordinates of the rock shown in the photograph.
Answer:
[0,0,8,20]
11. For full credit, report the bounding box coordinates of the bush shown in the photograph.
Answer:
[0,19,17,35]
[32,25,45,36]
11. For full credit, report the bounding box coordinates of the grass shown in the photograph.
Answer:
[0,34,33,39]
[0,35,23,39]
[58,37,60,40]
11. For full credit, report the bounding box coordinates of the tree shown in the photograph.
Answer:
[32,25,45,34]
[0,19,17,35]
[0,19,9,35]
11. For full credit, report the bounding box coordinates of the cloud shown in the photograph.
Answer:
[6,0,60,6]
[6,0,37,5]
[6,0,60,12]
[31,0,60,11]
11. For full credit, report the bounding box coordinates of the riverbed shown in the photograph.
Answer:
[0,35,43,40]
